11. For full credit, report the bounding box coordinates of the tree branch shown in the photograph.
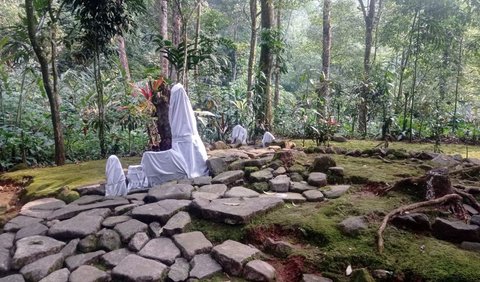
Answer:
[358,0,367,20]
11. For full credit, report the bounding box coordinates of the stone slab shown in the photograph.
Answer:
[131,199,191,224]
[112,254,168,282]
[172,232,213,260]
[138,237,181,265]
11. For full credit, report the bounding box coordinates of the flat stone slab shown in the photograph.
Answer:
[193,176,212,186]
[307,172,327,187]
[146,184,194,202]
[128,232,149,252]
[303,190,325,202]
[138,237,181,265]
[77,208,111,218]
[60,239,79,258]
[3,216,43,232]
[200,197,284,224]
[197,184,228,196]
[432,218,480,243]
[48,213,103,240]
[112,254,168,282]
[0,247,11,273]
[65,250,105,270]
[321,185,351,199]
[0,233,15,249]
[13,236,65,269]
[0,274,25,282]
[269,175,291,192]
[47,198,129,220]
[101,248,132,268]
[21,198,65,215]
[20,253,64,282]
[114,219,148,243]
[192,191,222,201]
[250,169,274,182]
[243,260,276,281]
[224,186,260,198]
[212,170,244,185]
[69,265,109,282]
[126,193,147,202]
[131,199,191,224]
[302,274,333,282]
[212,240,260,276]
[70,195,105,205]
[163,211,191,236]
[38,268,70,282]
[290,182,317,193]
[189,254,222,280]
[260,192,307,203]
[75,184,105,196]
[15,223,48,241]
[173,232,213,260]
[102,215,131,228]
[168,258,189,282]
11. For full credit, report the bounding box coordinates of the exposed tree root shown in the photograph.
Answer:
[454,188,480,213]
[377,194,462,254]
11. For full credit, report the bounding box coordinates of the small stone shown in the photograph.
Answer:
[289,172,304,182]
[114,219,148,243]
[60,239,79,258]
[250,169,274,182]
[328,166,344,176]
[75,184,105,196]
[0,233,15,249]
[168,258,189,282]
[172,231,213,260]
[193,176,212,186]
[114,204,139,215]
[212,170,245,185]
[322,185,351,199]
[148,222,163,238]
[211,240,260,276]
[303,190,325,202]
[128,232,150,252]
[13,236,65,269]
[197,184,228,196]
[163,211,191,236]
[464,204,479,215]
[64,250,105,270]
[290,182,316,193]
[139,237,181,265]
[192,191,222,201]
[432,218,480,243]
[69,265,109,282]
[101,248,132,268]
[268,175,291,192]
[15,223,48,241]
[206,158,227,176]
[307,172,327,187]
[79,234,98,253]
[112,254,168,281]
[273,167,287,176]
[131,200,191,224]
[20,253,64,282]
[224,186,260,198]
[265,238,293,258]
[391,213,431,231]
[0,248,11,273]
[338,216,367,236]
[251,182,269,193]
[243,260,276,282]
[102,215,131,228]
[460,241,480,252]
[3,216,43,232]
[48,213,103,240]
[38,268,70,282]
[189,254,222,279]
[471,215,480,226]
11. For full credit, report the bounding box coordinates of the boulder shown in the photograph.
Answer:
[102,215,131,228]
[64,250,105,270]
[3,216,43,233]
[172,231,213,260]
[168,258,189,282]
[128,232,150,252]
[59,239,79,258]
[212,170,245,185]
[206,158,227,176]
[101,248,132,268]
[189,254,222,280]
[69,265,109,282]
[114,219,148,243]
[97,229,121,251]
[131,199,191,224]
[0,248,11,274]
[0,275,25,282]
[0,233,15,249]
[212,240,260,276]
[145,183,194,202]
[12,236,65,269]
[432,218,480,243]
[290,182,316,193]
[391,213,431,231]
[322,185,350,199]
[338,216,367,236]
[163,211,191,236]
[243,260,276,282]
[78,234,98,253]
[311,155,336,173]
[302,190,325,202]
[307,172,328,187]
[138,237,181,265]
[38,268,70,282]
[48,213,103,240]
[269,175,291,192]
[19,253,64,282]
[460,241,480,252]
[112,254,168,282]
[224,186,260,198]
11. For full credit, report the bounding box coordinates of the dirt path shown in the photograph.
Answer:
[0,179,24,224]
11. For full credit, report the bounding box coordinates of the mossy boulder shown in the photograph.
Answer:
[350,268,375,282]
[287,164,306,174]
[244,166,260,177]
[57,187,80,203]
[311,155,336,173]
[251,182,269,193]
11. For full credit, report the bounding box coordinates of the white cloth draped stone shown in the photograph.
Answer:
[168,83,209,178]
[105,155,128,197]
[126,165,148,191]
[231,125,247,145]
[140,150,188,187]
[262,131,276,147]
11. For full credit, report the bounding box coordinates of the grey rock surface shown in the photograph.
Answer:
[268,175,291,192]
[243,260,276,282]
[224,186,260,198]
[0,233,15,249]
[189,254,222,280]
[128,232,149,252]
[212,170,244,185]
[260,193,306,204]
[146,184,194,202]
[290,182,317,193]
[12,236,65,269]
[3,216,43,232]
[163,211,191,236]
[101,248,132,268]
[48,213,103,240]
[211,240,260,276]
[172,231,213,260]
[168,258,189,282]
[0,248,11,274]
[69,265,109,282]
[114,219,148,243]
[193,176,212,186]
[322,185,350,199]
[206,158,227,176]
[65,250,105,270]
[19,253,64,282]
[59,239,79,258]
[47,198,129,221]
[138,237,181,265]
[78,234,98,253]
[102,215,131,228]
[131,200,191,224]
[302,273,333,282]
[302,190,325,202]
[197,184,228,196]
[15,223,48,241]
[0,274,25,282]
[432,218,480,243]
[338,216,368,236]
[112,254,168,282]
[38,268,70,282]
[307,172,328,187]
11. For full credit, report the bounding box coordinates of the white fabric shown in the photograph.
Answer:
[262,131,276,147]
[105,155,128,197]
[168,83,209,178]
[126,165,148,190]
[231,125,247,145]
[141,150,189,187]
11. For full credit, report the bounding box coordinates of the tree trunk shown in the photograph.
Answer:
[25,0,65,165]
[452,36,463,135]
[117,36,131,81]
[273,0,281,111]
[259,0,274,131]
[319,0,332,119]
[152,83,172,151]
[193,3,201,78]
[94,44,106,157]
[171,1,182,81]
[157,0,169,77]
[247,0,258,107]
[408,24,420,142]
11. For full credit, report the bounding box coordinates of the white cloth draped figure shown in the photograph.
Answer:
[168,83,209,178]
[231,125,248,145]
[105,155,128,197]
[141,150,188,187]
[262,131,276,147]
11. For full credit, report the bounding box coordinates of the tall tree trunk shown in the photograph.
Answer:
[408,24,421,142]
[94,43,106,157]
[247,0,258,107]
[157,0,169,77]
[259,0,274,131]
[452,36,463,135]
[25,0,65,165]
[273,0,281,111]
[152,83,172,151]
[171,1,182,81]
[319,0,332,119]
[117,36,131,81]
[193,3,201,78]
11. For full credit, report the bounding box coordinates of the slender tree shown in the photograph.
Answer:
[319,0,332,118]
[273,0,281,110]
[157,0,169,76]
[246,0,258,105]
[258,0,274,131]
[24,0,65,165]
[117,36,131,81]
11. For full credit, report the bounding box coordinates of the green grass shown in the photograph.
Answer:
[0,157,141,200]
[295,139,480,158]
